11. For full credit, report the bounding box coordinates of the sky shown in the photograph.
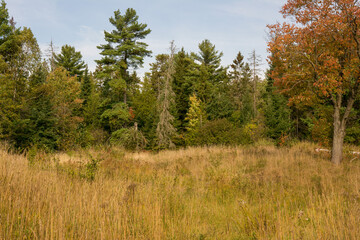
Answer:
[7,0,286,77]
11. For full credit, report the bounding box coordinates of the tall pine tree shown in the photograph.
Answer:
[96,8,151,104]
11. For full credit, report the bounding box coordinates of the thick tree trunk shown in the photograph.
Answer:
[331,107,345,164]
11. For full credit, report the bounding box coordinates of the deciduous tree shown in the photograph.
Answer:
[268,0,360,164]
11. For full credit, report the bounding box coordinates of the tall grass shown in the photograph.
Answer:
[1,142,360,239]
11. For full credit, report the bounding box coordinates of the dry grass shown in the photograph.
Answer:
[1,142,360,239]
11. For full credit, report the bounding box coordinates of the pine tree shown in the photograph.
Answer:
[54,44,86,80]
[96,8,151,104]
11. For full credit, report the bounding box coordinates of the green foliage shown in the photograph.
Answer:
[101,102,130,131]
[185,94,206,145]
[264,67,293,143]
[96,8,151,104]
[110,126,146,150]
[17,65,58,150]
[206,86,235,120]
[132,76,157,144]
[46,68,82,150]
[189,119,252,146]
[229,59,254,126]
[172,49,195,131]
[54,44,86,80]
[191,39,228,110]
[82,155,100,182]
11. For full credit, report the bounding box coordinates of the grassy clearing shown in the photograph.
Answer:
[1,142,360,239]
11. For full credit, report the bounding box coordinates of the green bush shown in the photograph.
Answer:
[187,119,253,146]
[110,127,147,150]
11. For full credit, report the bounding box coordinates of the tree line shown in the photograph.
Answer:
[1,0,360,163]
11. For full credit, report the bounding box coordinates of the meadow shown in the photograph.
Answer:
[1,142,360,239]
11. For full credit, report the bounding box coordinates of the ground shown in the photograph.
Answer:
[1,142,360,239]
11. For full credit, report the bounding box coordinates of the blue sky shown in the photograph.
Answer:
[7,0,286,76]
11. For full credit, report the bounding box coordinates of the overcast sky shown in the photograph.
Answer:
[7,0,286,77]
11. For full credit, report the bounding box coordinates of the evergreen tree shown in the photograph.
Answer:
[191,39,229,119]
[96,8,151,104]
[156,42,177,149]
[80,68,100,128]
[229,52,245,109]
[0,2,41,146]
[172,48,195,131]
[248,50,262,119]
[229,53,253,125]
[17,64,58,150]
[54,44,86,80]
[264,65,292,142]
[80,68,92,107]
[132,75,157,145]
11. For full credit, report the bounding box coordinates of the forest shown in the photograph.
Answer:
[0,1,302,153]
[1,0,360,164]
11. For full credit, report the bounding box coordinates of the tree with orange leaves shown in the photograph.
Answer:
[268,0,360,164]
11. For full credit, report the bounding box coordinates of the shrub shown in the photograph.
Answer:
[110,127,146,151]
[187,119,253,146]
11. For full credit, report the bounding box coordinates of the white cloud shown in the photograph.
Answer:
[73,26,104,71]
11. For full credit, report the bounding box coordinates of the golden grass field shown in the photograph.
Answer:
[1,142,360,239]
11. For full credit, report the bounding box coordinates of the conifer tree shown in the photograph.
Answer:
[248,50,262,119]
[19,64,58,150]
[229,53,253,125]
[0,2,41,145]
[96,8,151,104]
[264,65,292,142]
[156,41,177,149]
[54,44,86,80]
[191,39,228,119]
[172,48,195,131]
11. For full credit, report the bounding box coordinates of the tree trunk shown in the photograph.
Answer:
[330,93,355,164]
[331,107,345,164]
[123,91,127,104]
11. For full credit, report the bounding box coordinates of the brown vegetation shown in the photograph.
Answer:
[1,143,360,239]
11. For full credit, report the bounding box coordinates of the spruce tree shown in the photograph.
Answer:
[156,42,177,149]
[191,39,229,119]
[172,48,195,131]
[229,53,253,125]
[264,65,292,142]
[54,44,86,80]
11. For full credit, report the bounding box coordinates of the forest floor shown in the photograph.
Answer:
[1,142,360,239]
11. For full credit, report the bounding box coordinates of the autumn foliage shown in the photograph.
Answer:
[268,0,360,163]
